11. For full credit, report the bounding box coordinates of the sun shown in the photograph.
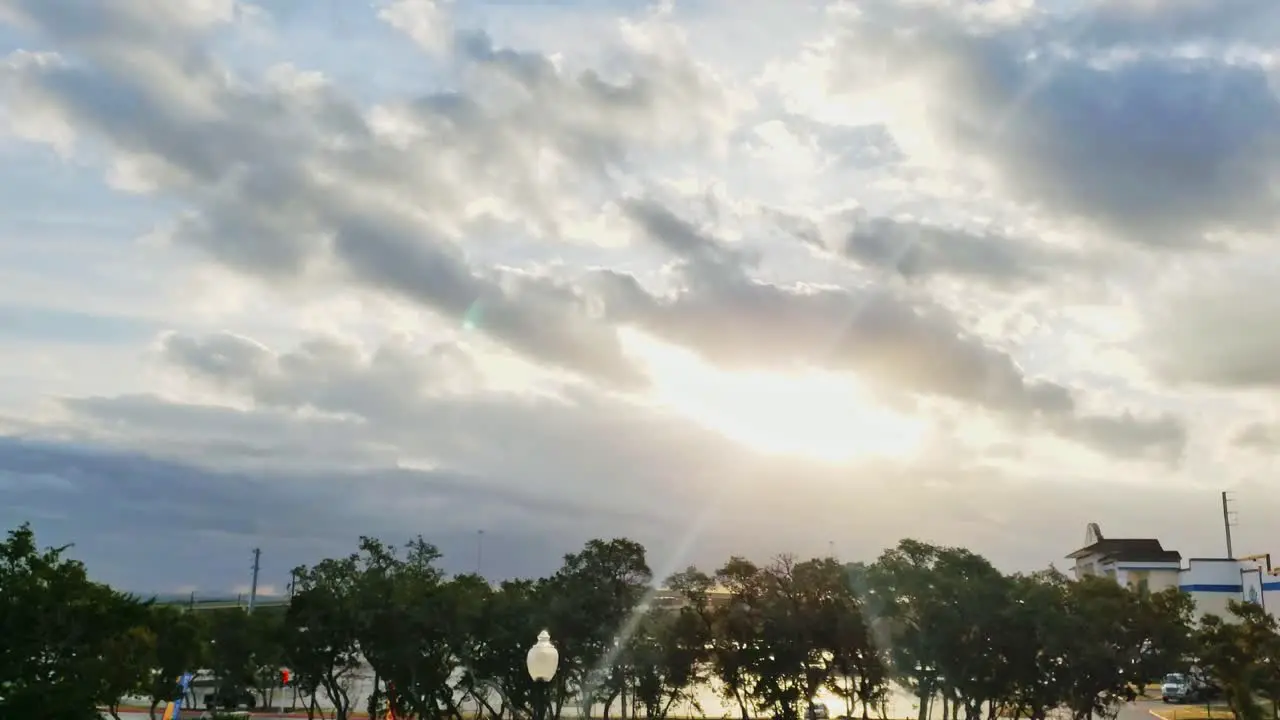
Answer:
[621,331,926,463]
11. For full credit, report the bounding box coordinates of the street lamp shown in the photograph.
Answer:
[526,630,559,720]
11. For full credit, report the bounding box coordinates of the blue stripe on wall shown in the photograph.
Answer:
[1180,584,1243,593]
[1116,566,1181,571]
[1263,582,1280,591]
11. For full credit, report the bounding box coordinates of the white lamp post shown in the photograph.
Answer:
[526,630,559,720]
[527,629,559,681]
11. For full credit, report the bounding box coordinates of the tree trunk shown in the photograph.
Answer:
[733,687,751,720]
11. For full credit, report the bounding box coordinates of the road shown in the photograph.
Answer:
[1122,698,1230,720]
[1120,700,1165,720]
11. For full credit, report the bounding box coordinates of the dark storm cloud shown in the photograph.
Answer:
[1082,0,1280,48]
[0,433,668,591]
[3,432,1275,593]
[827,0,1280,248]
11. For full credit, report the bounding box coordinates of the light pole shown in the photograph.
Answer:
[526,630,560,720]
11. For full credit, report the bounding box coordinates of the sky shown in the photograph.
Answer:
[1,0,1279,595]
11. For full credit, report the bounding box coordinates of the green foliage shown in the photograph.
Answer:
[0,523,153,720]
[1198,601,1280,720]
[2,523,1271,720]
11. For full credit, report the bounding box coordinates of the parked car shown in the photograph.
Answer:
[1161,672,1219,703]
[203,687,257,710]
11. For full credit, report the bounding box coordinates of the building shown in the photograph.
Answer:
[1067,523,1280,618]
[1067,523,1182,592]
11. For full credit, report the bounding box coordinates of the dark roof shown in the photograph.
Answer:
[1066,538,1181,563]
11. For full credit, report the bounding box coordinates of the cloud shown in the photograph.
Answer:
[600,198,1184,462]
[0,0,1271,590]
[2,428,1271,593]
[817,0,1280,248]
[0,0,734,388]
[840,213,1072,288]
[1233,422,1280,451]
[1140,256,1280,388]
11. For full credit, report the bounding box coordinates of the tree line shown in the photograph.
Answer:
[3,524,1280,720]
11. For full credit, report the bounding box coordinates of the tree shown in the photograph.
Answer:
[1133,587,1197,685]
[838,562,890,720]
[0,523,153,720]
[743,556,863,720]
[920,548,1010,720]
[1057,576,1145,720]
[1000,570,1071,720]
[285,556,364,720]
[354,536,462,720]
[461,578,546,720]
[99,623,158,720]
[7,520,1244,720]
[544,538,652,720]
[207,608,261,708]
[625,592,710,719]
[1198,601,1280,720]
[864,539,956,720]
[708,557,768,720]
[249,608,287,709]
[146,606,206,720]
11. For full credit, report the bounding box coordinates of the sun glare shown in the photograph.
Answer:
[621,331,926,463]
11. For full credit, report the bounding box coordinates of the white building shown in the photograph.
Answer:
[1066,523,1279,618]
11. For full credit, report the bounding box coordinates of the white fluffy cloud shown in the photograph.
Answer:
[0,0,1276,591]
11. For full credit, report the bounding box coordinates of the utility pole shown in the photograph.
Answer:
[249,548,262,614]
[1222,492,1236,559]
[476,529,485,577]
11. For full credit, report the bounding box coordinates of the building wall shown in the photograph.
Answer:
[1180,559,1243,592]
[1115,564,1180,593]
[1178,559,1278,619]
[1067,528,1279,620]
[1188,591,1236,618]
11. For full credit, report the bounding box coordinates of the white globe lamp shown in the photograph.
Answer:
[526,629,559,682]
